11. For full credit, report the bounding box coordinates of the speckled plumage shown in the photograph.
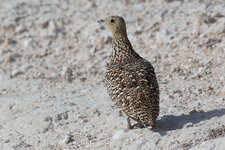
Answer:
[99,16,159,129]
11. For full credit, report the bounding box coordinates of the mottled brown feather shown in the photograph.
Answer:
[102,16,159,128]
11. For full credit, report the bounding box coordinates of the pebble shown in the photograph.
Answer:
[61,67,73,82]
[90,47,97,55]
[55,46,64,53]
[20,64,32,72]
[11,69,24,77]
[44,116,53,122]
[212,12,224,18]
[169,107,180,112]
[4,38,17,46]
[199,60,210,67]
[92,109,100,117]
[48,21,57,37]
[136,138,148,145]
[23,38,35,48]
[184,122,194,128]
[15,25,26,33]
[82,119,89,123]
[4,139,10,143]
[202,38,221,48]
[6,54,16,62]
[202,14,216,24]
[221,85,225,96]
[55,111,69,122]
[153,135,161,145]
[159,9,168,18]
[59,134,74,145]
[112,129,126,140]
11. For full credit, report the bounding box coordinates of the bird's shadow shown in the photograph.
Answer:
[155,108,225,136]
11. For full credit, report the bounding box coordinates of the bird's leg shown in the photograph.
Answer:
[137,121,144,128]
[122,111,133,129]
[126,117,133,129]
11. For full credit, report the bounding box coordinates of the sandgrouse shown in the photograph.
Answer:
[98,16,159,129]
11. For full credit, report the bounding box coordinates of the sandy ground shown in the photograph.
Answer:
[0,0,225,149]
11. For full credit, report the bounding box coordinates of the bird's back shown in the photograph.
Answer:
[105,53,159,127]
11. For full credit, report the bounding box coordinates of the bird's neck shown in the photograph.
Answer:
[111,35,139,62]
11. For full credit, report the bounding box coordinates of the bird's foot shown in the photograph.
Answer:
[132,122,144,129]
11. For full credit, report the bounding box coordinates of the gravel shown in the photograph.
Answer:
[0,0,224,149]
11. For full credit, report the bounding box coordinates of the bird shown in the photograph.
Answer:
[98,16,159,129]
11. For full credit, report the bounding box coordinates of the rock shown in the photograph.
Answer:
[213,12,224,18]
[64,101,76,106]
[159,9,168,18]
[59,134,74,145]
[90,47,97,55]
[184,122,193,128]
[129,137,136,142]
[112,129,126,140]
[153,135,160,145]
[42,20,49,29]
[134,25,143,35]
[137,136,160,150]
[136,138,148,145]
[15,25,26,33]
[202,38,221,48]
[6,54,16,62]
[44,116,53,122]
[20,64,32,72]
[92,109,100,117]
[221,85,225,96]
[11,69,24,77]
[48,21,57,37]
[55,46,64,54]
[61,67,73,83]
[202,14,216,24]
[4,38,17,46]
[23,38,35,48]
[196,88,202,95]
[208,86,214,91]
[81,119,89,123]
[199,59,210,67]
[169,107,180,112]
[55,111,69,122]
[42,122,53,133]
[4,139,10,143]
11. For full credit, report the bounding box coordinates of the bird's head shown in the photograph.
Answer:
[98,16,127,37]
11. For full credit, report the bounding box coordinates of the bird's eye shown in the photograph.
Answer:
[110,19,115,23]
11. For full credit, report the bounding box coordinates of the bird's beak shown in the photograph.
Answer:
[97,19,104,24]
